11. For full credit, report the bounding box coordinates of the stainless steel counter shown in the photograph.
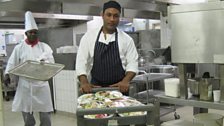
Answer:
[155,93,224,110]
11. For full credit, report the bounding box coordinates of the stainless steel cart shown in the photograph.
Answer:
[76,100,160,126]
[77,87,160,126]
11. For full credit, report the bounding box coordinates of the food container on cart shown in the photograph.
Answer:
[8,60,64,81]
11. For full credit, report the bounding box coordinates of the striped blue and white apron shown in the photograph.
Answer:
[91,28,125,86]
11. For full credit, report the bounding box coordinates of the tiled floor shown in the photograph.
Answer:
[3,99,224,126]
[3,100,76,126]
[160,105,224,126]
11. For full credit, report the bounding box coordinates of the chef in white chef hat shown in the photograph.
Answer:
[4,11,54,126]
[25,11,53,62]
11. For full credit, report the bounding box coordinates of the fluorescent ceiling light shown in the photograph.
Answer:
[176,0,207,4]
[173,0,207,4]
[0,0,12,2]
[157,0,207,4]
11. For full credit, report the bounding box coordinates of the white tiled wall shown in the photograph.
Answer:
[53,70,78,114]
[0,80,4,126]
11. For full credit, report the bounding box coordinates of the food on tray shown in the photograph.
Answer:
[78,93,95,104]
[77,91,144,110]
[119,111,146,117]
[108,100,125,107]
[95,90,123,100]
[107,96,144,108]
[77,91,148,118]
[104,98,113,106]
[78,100,106,109]
[84,114,113,119]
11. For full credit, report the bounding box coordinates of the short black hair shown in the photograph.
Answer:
[103,1,121,13]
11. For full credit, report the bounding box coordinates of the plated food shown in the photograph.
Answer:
[95,90,123,100]
[119,111,146,117]
[84,114,113,119]
[78,100,106,109]
[78,93,95,104]
[77,90,146,118]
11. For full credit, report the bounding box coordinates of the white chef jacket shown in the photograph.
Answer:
[76,27,138,78]
[5,40,54,112]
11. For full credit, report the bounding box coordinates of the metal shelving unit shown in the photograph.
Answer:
[130,73,178,119]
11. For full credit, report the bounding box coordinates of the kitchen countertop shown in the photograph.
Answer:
[155,93,224,110]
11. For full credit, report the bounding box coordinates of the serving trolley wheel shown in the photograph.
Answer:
[174,112,180,119]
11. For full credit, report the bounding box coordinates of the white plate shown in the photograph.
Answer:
[78,93,95,104]
[109,91,123,99]
[95,91,123,100]
[84,114,113,119]
[119,111,146,117]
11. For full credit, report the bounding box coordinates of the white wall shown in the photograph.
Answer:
[53,70,78,113]
[0,81,4,126]
[73,23,87,46]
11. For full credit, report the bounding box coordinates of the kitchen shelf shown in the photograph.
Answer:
[130,72,177,120]
[134,90,178,118]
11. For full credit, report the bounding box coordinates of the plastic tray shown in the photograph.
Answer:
[8,60,64,81]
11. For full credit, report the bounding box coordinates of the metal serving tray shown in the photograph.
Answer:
[8,60,64,81]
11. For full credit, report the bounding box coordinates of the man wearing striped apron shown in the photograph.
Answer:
[76,1,138,93]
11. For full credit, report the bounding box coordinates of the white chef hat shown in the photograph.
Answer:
[25,11,38,32]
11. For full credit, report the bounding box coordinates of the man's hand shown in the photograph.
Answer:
[110,81,129,93]
[4,74,10,87]
[110,72,136,93]
[80,83,101,93]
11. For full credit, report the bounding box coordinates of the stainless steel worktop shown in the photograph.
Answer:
[155,93,224,110]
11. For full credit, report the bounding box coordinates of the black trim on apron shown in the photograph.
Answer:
[91,27,125,86]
